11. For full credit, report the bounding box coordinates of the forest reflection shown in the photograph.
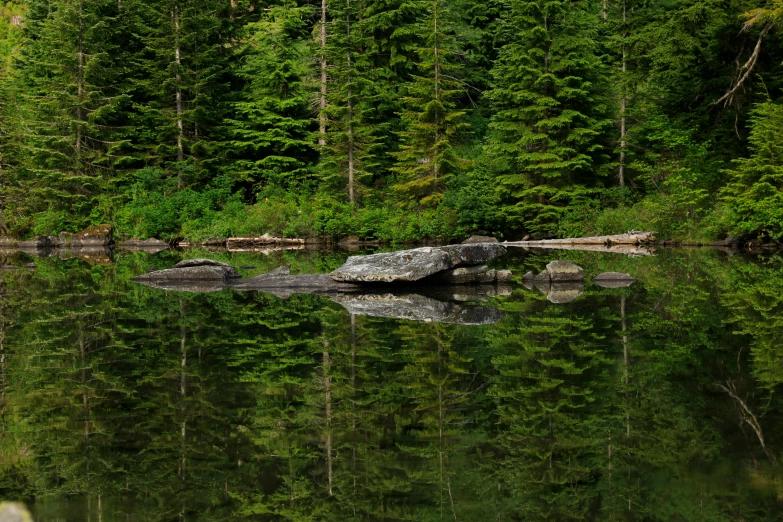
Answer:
[1,247,782,521]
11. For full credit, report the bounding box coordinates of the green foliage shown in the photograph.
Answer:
[722,97,783,239]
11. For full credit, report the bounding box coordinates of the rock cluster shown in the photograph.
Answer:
[522,261,635,303]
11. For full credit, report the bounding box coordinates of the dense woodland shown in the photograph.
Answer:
[0,0,782,242]
[1,248,783,519]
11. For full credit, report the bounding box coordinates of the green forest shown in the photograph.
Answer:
[0,0,782,242]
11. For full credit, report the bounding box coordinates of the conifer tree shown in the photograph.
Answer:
[3,0,129,233]
[223,2,317,196]
[487,0,611,235]
[392,0,469,206]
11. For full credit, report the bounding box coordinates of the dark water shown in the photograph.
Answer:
[1,246,782,521]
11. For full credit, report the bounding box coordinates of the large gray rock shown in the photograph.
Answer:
[330,247,452,282]
[593,272,635,288]
[546,260,584,282]
[330,244,507,283]
[173,258,237,270]
[331,293,506,325]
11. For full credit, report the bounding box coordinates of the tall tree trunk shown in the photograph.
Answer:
[174,3,184,188]
[619,0,627,187]
[319,0,327,147]
[76,1,84,162]
[346,0,355,203]
[432,0,440,187]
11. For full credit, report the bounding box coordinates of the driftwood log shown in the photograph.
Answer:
[504,232,655,256]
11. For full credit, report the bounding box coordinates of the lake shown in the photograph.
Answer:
[1,246,782,520]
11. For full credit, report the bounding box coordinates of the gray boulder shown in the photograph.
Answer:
[330,244,507,283]
[546,260,584,282]
[593,272,635,288]
[330,247,452,282]
[462,235,499,244]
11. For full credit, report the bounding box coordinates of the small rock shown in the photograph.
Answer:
[1,265,18,271]
[0,236,18,247]
[134,259,240,282]
[546,260,584,282]
[461,235,499,244]
[521,271,535,281]
[496,269,513,283]
[24,263,36,270]
[533,272,551,284]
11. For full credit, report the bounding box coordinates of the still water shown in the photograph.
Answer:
[1,246,782,521]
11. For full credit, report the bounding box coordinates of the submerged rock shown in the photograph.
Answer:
[593,272,635,288]
[427,265,497,284]
[331,293,506,325]
[232,271,361,297]
[330,244,507,283]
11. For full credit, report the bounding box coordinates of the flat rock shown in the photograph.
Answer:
[133,264,240,282]
[173,258,237,270]
[118,238,169,251]
[330,247,452,282]
[593,272,635,288]
[19,236,55,249]
[546,260,584,282]
[0,237,18,247]
[331,293,506,325]
[462,235,499,244]
[232,271,362,296]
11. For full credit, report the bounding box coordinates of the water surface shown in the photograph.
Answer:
[1,247,782,520]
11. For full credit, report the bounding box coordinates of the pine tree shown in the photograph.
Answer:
[322,0,382,203]
[392,0,469,206]
[2,0,130,234]
[487,0,611,236]
[223,1,317,197]
[131,0,239,190]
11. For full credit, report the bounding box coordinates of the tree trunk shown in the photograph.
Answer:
[174,3,184,188]
[346,0,355,203]
[432,0,440,187]
[619,0,627,187]
[319,0,327,148]
[77,1,84,161]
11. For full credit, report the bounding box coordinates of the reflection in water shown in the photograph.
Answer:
[0,248,783,520]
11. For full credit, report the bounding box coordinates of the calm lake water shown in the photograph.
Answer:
[1,246,782,521]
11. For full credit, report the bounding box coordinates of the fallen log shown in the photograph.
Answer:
[504,232,654,247]
[506,243,655,257]
[226,234,305,248]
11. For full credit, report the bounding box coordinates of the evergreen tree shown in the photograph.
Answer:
[2,0,130,234]
[223,1,317,197]
[392,0,469,206]
[486,0,611,236]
